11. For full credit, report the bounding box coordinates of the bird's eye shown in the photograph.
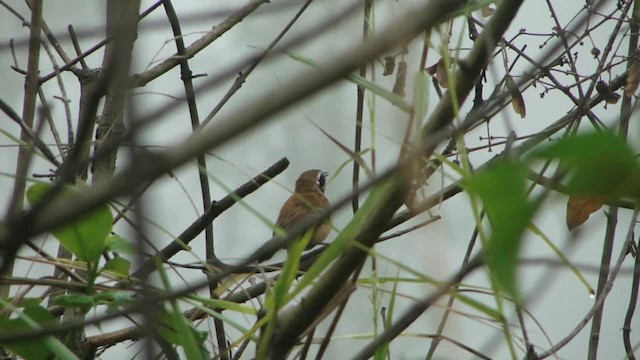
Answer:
[318,171,329,192]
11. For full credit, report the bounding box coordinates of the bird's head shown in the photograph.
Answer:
[295,169,329,193]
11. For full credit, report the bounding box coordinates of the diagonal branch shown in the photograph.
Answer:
[131,157,289,279]
[133,0,270,87]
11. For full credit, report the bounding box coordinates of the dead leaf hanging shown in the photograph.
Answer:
[506,75,526,118]
[566,195,603,231]
[426,58,449,88]
[383,56,395,76]
[392,60,407,97]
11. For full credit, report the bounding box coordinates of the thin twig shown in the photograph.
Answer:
[39,40,67,157]
[352,0,372,213]
[125,2,361,138]
[0,98,60,166]
[161,0,228,356]
[1,0,44,285]
[135,0,270,88]
[539,210,640,359]
[131,157,289,279]
[587,4,635,358]
[623,234,639,360]
[38,1,164,84]
[425,216,482,359]
[67,25,89,70]
[352,255,484,360]
[618,5,639,357]
[199,0,314,129]
[377,215,441,243]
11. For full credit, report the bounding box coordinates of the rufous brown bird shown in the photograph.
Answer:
[274,169,332,249]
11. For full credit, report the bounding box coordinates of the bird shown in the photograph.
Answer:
[274,169,332,250]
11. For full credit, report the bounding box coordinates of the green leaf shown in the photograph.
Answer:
[528,223,594,294]
[53,294,94,308]
[93,291,136,308]
[104,256,131,278]
[53,291,136,314]
[169,306,208,360]
[467,161,538,298]
[292,180,391,298]
[0,296,42,308]
[27,183,112,262]
[155,261,208,359]
[375,267,400,360]
[189,296,257,315]
[105,233,136,254]
[276,229,313,304]
[453,293,503,321]
[532,132,640,199]
[0,303,79,360]
[259,230,314,358]
[155,309,206,347]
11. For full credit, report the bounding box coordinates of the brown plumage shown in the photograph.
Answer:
[274,169,331,249]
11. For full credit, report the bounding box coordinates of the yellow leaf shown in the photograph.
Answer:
[566,195,603,231]
[506,75,526,118]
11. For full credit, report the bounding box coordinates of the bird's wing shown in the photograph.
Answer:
[274,197,314,233]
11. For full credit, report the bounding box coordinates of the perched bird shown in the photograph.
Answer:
[274,169,332,249]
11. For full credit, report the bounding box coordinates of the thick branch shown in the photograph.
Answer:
[92,0,141,181]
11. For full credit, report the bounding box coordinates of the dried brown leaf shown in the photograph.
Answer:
[566,195,603,231]
[596,80,620,104]
[625,59,640,97]
[393,60,407,97]
[426,58,449,88]
[506,75,526,118]
[383,56,395,76]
